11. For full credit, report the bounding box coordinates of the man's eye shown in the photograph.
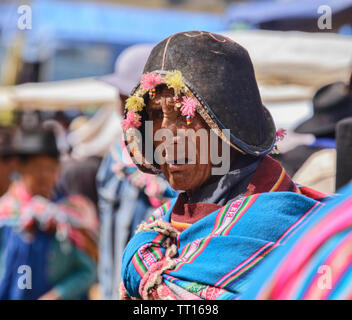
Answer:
[151,110,163,119]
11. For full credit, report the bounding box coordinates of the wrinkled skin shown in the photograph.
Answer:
[19,155,60,199]
[146,86,213,194]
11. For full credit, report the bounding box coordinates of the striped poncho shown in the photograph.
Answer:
[241,182,352,300]
[121,177,327,300]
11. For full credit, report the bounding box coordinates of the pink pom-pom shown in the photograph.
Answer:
[180,96,198,118]
[276,128,286,141]
[122,111,141,130]
[141,72,163,90]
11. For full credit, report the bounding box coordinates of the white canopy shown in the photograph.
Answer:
[222,30,352,131]
[223,29,352,90]
[0,77,118,111]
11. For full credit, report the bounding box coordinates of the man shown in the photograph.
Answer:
[120,31,328,300]
[97,44,177,299]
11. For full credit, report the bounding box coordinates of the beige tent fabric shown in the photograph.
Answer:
[258,84,315,103]
[293,149,336,195]
[223,30,352,90]
[265,100,313,130]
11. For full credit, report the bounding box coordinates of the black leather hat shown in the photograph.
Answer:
[295,81,352,136]
[123,31,276,174]
[11,127,59,158]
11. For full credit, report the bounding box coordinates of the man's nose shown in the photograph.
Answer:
[157,96,174,114]
[158,96,178,133]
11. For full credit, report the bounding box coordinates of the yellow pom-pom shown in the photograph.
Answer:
[125,96,145,112]
[165,70,185,96]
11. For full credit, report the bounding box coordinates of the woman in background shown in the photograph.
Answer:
[0,127,98,300]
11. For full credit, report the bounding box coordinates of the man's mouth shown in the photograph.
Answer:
[166,158,193,171]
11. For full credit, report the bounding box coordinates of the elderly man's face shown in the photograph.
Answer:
[147,86,212,193]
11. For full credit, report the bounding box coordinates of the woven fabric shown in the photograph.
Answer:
[121,158,327,300]
[241,183,352,300]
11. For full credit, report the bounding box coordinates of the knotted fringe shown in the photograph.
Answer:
[136,220,180,300]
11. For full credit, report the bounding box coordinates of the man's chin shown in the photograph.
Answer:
[167,173,194,192]
[162,163,209,192]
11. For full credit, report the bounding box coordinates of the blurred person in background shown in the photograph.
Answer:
[274,77,352,194]
[97,44,177,299]
[57,156,101,210]
[0,127,98,300]
[52,116,103,300]
[46,117,102,209]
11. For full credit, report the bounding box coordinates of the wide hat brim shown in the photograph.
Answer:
[295,82,352,136]
[295,114,338,136]
[295,110,352,136]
